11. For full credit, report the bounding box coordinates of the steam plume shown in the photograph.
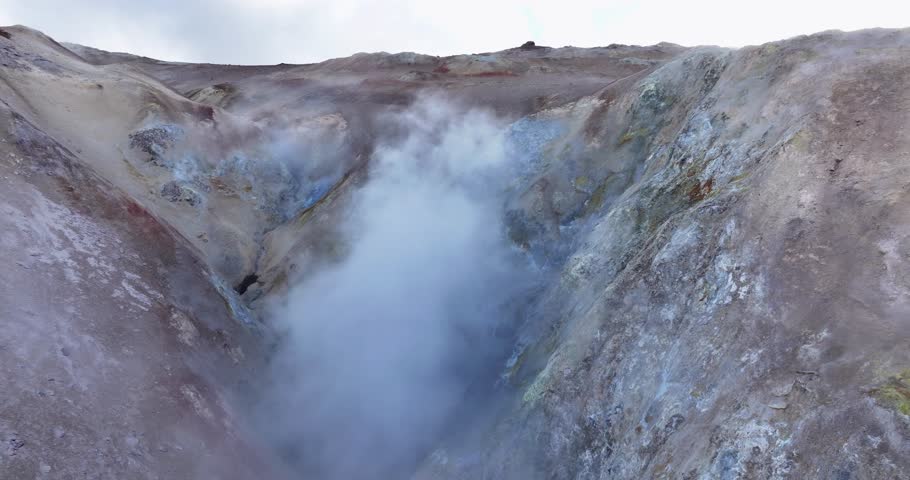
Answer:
[255,96,536,479]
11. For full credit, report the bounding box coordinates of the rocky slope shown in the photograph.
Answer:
[2,23,910,479]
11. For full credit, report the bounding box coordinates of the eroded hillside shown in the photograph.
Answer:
[2,24,910,479]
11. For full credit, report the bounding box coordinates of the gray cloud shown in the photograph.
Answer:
[2,0,906,64]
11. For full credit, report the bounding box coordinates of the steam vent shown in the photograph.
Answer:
[2,23,910,479]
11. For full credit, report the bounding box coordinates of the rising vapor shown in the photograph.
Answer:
[254,96,538,479]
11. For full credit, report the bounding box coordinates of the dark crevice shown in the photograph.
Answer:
[234,274,259,295]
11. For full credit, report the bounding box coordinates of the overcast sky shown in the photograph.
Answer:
[0,0,907,64]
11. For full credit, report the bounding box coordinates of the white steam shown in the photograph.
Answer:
[256,96,535,479]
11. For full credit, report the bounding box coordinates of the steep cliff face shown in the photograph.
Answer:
[420,29,910,480]
[2,23,910,479]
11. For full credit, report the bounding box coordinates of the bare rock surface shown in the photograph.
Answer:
[2,22,910,479]
[0,103,279,477]
[417,29,910,480]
